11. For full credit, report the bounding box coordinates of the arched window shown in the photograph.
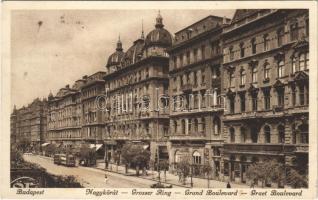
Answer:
[278,125,285,143]
[264,63,270,79]
[251,127,258,143]
[292,57,297,74]
[213,117,221,135]
[278,60,285,78]
[181,119,186,134]
[175,150,182,163]
[264,34,270,51]
[240,69,246,85]
[240,42,245,58]
[192,151,201,164]
[229,46,234,61]
[229,71,235,87]
[201,117,206,134]
[264,125,271,143]
[174,120,178,134]
[230,127,235,143]
[240,127,246,143]
[292,124,296,144]
[188,119,192,134]
[252,67,258,83]
[299,53,305,71]
[299,124,308,144]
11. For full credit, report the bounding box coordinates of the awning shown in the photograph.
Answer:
[143,145,149,150]
[41,143,50,147]
[89,144,103,151]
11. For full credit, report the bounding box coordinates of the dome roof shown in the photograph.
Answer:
[145,11,172,48]
[121,38,145,66]
[106,37,125,67]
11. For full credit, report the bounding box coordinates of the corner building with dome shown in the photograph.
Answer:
[103,12,172,165]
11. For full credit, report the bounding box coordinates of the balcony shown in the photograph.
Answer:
[223,143,296,155]
[169,134,206,141]
[181,84,192,92]
[211,77,221,88]
[294,144,309,153]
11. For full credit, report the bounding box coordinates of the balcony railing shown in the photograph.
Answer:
[169,134,206,141]
[181,84,192,92]
[223,143,297,154]
[294,144,309,153]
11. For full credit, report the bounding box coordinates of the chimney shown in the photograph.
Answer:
[65,84,70,89]
[82,75,88,79]
[223,16,230,25]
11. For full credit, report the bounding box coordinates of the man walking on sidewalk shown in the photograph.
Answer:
[105,174,109,184]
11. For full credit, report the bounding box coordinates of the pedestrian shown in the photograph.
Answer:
[226,182,231,188]
[104,174,108,184]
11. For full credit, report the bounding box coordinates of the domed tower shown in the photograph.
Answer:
[144,11,173,57]
[106,36,125,73]
[121,31,145,67]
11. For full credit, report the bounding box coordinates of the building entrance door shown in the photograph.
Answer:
[241,164,246,183]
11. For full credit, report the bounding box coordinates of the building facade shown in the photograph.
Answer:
[103,12,172,165]
[47,82,83,152]
[167,16,230,178]
[221,9,309,185]
[11,98,47,151]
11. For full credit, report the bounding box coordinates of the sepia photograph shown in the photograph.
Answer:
[1,1,317,199]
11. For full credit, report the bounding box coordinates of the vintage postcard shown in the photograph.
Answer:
[1,1,317,199]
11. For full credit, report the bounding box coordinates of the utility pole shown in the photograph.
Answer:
[156,88,161,185]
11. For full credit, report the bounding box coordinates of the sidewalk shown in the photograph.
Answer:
[96,162,249,188]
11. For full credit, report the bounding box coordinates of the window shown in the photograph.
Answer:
[229,71,235,87]
[277,28,284,47]
[181,119,186,134]
[194,71,197,86]
[201,45,206,60]
[240,69,246,85]
[251,38,256,54]
[193,151,201,164]
[264,63,270,79]
[173,56,177,68]
[241,127,246,143]
[263,88,271,110]
[291,86,296,106]
[201,68,206,84]
[194,119,199,133]
[240,42,245,58]
[306,18,309,36]
[213,117,221,135]
[277,88,285,107]
[251,127,258,143]
[229,96,235,114]
[299,53,305,71]
[264,125,271,143]
[264,34,270,51]
[292,57,297,74]
[299,124,308,144]
[290,23,299,41]
[305,52,309,70]
[252,67,258,83]
[230,128,235,143]
[179,54,183,67]
[202,117,206,133]
[186,51,190,65]
[252,92,258,111]
[278,125,285,143]
[229,46,234,61]
[278,60,285,78]
[240,93,246,112]
[299,85,305,105]
[193,48,198,63]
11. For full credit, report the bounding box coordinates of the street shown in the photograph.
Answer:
[23,154,164,188]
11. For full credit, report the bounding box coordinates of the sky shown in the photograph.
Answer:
[11,9,235,109]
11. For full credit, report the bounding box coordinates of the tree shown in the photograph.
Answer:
[121,143,150,176]
[79,144,96,166]
[44,143,56,157]
[17,138,31,152]
[202,163,212,188]
[159,160,169,182]
[287,168,308,188]
[246,159,284,188]
[176,157,191,185]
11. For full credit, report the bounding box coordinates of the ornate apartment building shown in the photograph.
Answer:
[81,72,106,148]
[167,16,230,178]
[103,12,171,164]
[47,81,83,151]
[11,98,47,150]
[221,9,309,185]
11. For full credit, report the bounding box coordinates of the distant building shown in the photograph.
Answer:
[11,98,47,151]
[103,12,172,164]
[221,9,309,186]
[167,15,230,178]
